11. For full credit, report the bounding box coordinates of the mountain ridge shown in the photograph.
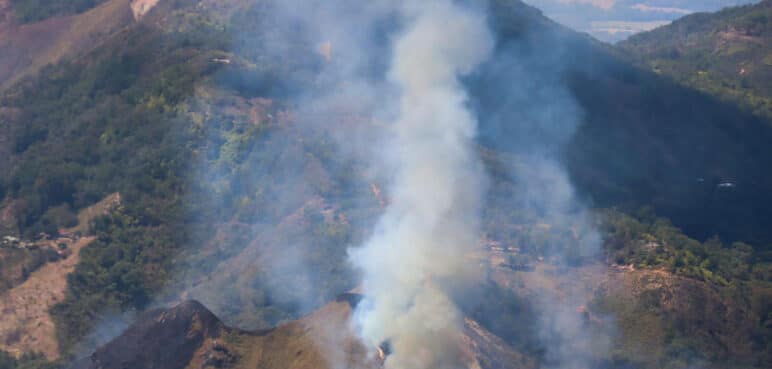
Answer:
[67,296,536,369]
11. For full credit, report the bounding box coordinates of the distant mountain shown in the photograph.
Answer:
[523,0,762,42]
[621,0,772,119]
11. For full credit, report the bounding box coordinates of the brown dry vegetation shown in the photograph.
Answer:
[63,192,121,236]
[595,267,760,365]
[0,193,120,359]
[224,300,376,369]
[478,238,765,368]
[73,295,534,369]
[0,236,94,359]
[227,300,534,369]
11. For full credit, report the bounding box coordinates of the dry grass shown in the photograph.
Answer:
[0,236,94,359]
[205,300,377,369]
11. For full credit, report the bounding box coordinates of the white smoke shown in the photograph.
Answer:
[348,2,494,369]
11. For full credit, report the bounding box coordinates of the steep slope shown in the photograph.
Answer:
[68,300,226,369]
[70,259,770,369]
[8,0,113,23]
[595,268,765,367]
[487,258,771,368]
[0,0,145,91]
[620,0,772,119]
[482,0,772,248]
[69,297,535,369]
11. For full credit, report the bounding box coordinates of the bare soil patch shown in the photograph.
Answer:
[0,193,121,359]
[0,236,95,359]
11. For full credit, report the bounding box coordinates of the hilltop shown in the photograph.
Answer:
[65,296,535,369]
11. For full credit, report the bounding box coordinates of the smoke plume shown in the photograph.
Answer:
[348,2,493,369]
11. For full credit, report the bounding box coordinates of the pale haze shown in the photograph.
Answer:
[524,0,762,42]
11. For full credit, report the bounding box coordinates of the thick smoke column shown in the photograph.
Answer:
[348,2,493,369]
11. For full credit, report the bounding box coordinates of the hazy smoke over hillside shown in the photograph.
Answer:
[471,20,609,367]
[187,0,608,368]
[224,0,610,368]
[347,2,493,369]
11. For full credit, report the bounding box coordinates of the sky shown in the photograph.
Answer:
[522,0,762,42]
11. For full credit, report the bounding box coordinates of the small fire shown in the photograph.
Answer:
[376,340,392,365]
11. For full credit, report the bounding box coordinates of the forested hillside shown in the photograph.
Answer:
[0,1,770,368]
[621,0,772,119]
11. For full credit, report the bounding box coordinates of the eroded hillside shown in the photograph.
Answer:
[0,194,120,360]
